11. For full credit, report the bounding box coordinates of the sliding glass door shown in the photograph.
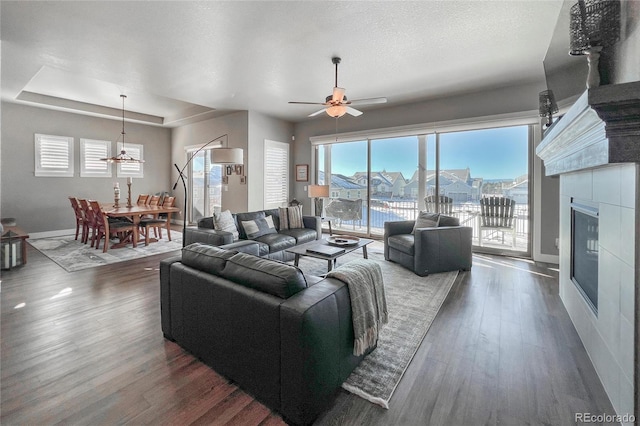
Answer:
[189,150,222,223]
[438,126,529,254]
[315,124,531,255]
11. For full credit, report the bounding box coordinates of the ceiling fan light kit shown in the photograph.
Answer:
[289,56,387,119]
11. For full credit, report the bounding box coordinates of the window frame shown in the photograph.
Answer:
[80,138,112,177]
[116,142,144,178]
[264,139,289,209]
[34,133,75,177]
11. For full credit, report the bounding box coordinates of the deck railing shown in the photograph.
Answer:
[324,197,529,252]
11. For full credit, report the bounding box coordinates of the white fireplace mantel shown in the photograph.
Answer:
[536,81,640,175]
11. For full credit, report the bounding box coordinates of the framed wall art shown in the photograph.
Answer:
[295,164,308,182]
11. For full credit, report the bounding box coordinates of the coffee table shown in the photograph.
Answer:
[286,237,373,272]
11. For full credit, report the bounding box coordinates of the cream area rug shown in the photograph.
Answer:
[28,233,182,272]
[295,250,459,409]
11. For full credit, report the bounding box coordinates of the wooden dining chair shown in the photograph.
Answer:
[147,195,160,206]
[78,198,96,245]
[68,197,86,241]
[89,200,136,252]
[136,194,149,205]
[139,196,175,245]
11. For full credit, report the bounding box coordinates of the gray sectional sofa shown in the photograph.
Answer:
[160,243,373,425]
[184,209,321,262]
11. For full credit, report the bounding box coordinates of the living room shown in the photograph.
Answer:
[2,1,639,425]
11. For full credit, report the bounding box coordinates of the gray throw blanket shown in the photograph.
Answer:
[327,259,388,356]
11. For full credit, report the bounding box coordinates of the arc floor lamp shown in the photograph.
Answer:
[173,134,243,247]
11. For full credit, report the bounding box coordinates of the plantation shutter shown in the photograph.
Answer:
[264,140,289,209]
[80,139,112,177]
[116,142,144,177]
[34,134,74,177]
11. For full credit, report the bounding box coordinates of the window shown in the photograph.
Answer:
[116,142,144,178]
[264,140,289,209]
[80,139,112,177]
[34,134,74,177]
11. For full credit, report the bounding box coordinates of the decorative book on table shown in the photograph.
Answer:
[306,245,345,256]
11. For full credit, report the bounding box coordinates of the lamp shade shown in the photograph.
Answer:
[569,0,620,56]
[538,90,558,117]
[211,148,243,164]
[308,185,330,198]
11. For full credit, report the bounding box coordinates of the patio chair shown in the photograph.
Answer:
[478,196,517,248]
[424,195,453,214]
[324,198,363,229]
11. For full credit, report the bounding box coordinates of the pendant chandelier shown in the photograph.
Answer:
[101,94,144,163]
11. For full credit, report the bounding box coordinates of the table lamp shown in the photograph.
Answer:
[308,185,330,216]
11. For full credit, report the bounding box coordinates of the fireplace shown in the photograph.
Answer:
[570,201,599,314]
[536,81,639,420]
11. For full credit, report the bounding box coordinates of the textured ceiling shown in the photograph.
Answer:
[1,1,564,125]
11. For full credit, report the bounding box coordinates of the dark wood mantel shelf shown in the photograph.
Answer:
[536,80,640,176]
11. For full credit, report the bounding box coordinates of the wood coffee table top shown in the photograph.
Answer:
[286,237,373,272]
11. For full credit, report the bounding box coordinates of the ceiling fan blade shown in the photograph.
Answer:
[308,108,327,117]
[289,101,326,105]
[332,87,346,102]
[347,97,388,106]
[346,107,363,117]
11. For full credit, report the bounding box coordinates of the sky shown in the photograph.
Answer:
[325,125,529,181]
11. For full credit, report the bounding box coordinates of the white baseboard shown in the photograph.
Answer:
[29,228,77,239]
[533,253,559,264]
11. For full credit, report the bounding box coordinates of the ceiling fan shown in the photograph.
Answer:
[289,57,387,118]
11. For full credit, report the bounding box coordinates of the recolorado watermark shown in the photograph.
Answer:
[575,412,635,423]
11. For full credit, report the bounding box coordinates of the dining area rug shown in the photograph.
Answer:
[28,233,182,272]
[295,251,459,409]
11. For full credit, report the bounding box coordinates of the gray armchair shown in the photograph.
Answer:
[384,214,472,276]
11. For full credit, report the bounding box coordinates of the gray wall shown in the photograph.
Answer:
[1,102,171,234]
[247,111,294,211]
[171,111,249,216]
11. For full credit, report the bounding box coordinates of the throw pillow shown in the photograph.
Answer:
[412,211,440,234]
[278,205,304,230]
[213,210,239,241]
[242,216,277,239]
[438,214,460,227]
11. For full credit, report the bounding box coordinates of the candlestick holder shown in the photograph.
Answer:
[114,187,120,208]
[126,182,133,208]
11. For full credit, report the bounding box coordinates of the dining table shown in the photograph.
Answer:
[101,203,180,248]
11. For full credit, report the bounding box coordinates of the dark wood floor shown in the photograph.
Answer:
[1,242,615,425]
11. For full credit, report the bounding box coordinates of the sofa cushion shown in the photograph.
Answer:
[222,251,308,298]
[254,233,297,253]
[438,214,460,227]
[242,216,277,239]
[235,211,266,239]
[181,243,237,274]
[412,211,440,234]
[387,234,415,256]
[198,216,215,229]
[278,228,317,245]
[279,205,304,230]
[214,210,239,241]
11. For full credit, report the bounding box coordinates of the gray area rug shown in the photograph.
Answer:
[295,250,458,409]
[29,233,182,272]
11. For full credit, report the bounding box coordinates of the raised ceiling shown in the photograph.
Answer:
[1,1,565,126]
